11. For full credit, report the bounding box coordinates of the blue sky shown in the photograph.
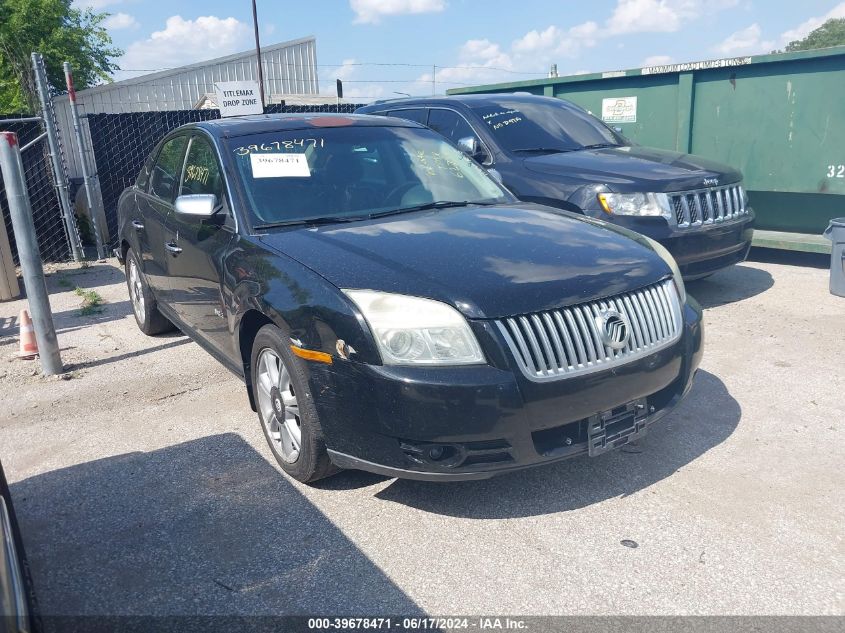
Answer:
[75,0,845,101]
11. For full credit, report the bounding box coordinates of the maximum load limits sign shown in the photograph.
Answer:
[215,81,263,117]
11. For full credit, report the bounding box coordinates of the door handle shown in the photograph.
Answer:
[131,219,145,230]
[164,241,182,255]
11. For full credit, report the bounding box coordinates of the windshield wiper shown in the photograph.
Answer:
[254,215,366,229]
[368,200,497,219]
[580,142,623,150]
[511,147,572,155]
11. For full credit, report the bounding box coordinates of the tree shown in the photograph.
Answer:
[781,18,845,53]
[0,0,122,113]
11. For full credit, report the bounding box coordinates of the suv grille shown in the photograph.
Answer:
[670,183,748,228]
[496,280,682,382]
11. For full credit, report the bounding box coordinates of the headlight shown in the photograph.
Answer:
[597,192,672,219]
[645,238,686,304]
[343,290,485,366]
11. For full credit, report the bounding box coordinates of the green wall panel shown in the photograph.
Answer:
[449,47,845,235]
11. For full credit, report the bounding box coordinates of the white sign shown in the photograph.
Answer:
[250,153,311,178]
[215,81,262,117]
[602,96,637,123]
[641,56,752,75]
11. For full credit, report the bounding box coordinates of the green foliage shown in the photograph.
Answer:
[780,18,845,53]
[0,0,122,112]
[74,286,104,315]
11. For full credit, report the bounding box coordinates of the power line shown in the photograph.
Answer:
[118,60,548,76]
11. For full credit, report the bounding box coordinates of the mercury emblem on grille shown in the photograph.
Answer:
[597,310,630,350]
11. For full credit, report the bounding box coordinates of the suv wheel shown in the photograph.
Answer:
[251,324,338,483]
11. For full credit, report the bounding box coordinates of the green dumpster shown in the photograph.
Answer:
[449,46,845,254]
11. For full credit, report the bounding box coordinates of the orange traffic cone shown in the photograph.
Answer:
[17,309,38,359]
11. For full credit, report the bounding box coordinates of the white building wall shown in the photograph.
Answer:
[54,36,318,179]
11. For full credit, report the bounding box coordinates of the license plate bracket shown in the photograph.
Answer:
[588,397,648,457]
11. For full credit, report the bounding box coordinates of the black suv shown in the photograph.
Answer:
[356,95,754,280]
[116,114,702,483]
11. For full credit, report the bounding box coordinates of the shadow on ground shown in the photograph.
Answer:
[747,247,829,269]
[368,370,739,519]
[11,434,421,619]
[686,263,773,309]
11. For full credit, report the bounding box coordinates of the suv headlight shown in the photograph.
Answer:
[645,238,686,304]
[597,192,672,219]
[343,290,485,366]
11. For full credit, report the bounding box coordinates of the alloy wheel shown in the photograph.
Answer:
[256,348,302,463]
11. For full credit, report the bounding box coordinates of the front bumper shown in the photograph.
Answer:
[606,211,755,280]
[310,299,704,481]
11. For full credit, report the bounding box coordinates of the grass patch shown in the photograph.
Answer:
[75,287,105,316]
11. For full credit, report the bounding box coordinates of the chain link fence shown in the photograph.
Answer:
[86,103,364,248]
[0,116,73,264]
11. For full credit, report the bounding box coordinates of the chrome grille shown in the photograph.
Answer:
[670,183,748,228]
[497,279,682,382]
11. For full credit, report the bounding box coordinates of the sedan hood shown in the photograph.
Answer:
[259,204,671,319]
[523,145,743,192]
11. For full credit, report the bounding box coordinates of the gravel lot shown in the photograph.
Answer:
[0,251,842,620]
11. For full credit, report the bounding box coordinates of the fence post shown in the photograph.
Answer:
[31,52,84,262]
[0,132,63,375]
[63,62,106,260]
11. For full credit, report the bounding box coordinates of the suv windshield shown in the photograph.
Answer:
[227,125,511,228]
[470,99,628,154]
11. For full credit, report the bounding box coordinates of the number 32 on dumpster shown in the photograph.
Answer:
[827,164,845,178]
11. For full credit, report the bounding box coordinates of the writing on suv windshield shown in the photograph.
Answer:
[228,126,509,229]
[471,100,628,154]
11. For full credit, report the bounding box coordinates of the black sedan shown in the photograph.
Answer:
[116,113,703,482]
[1,461,38,633]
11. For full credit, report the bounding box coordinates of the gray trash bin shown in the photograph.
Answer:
[823,217,845,297]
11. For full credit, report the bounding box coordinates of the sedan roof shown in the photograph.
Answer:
[195,113,423,138]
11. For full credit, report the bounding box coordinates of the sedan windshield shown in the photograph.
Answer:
[227,125,511,228]
[470,99,628,154]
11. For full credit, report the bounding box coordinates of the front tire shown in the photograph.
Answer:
[125,248,174,335]
[251,325,338,483]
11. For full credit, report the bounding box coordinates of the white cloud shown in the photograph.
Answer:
[512,22,599,58]
[328,59,359,83]
[607,0,739,35]
[350,0,446,24]
[714,23,774,55]
[118,16,250,74]
[780,2,845,45]
[412,38,518,92]
[320,59,385,102]
[103,12,138,30]
[642,54,673,66]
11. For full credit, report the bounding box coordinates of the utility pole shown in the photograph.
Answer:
[0,132,63,375]
[432,64,436,96]
[251,0,266,110]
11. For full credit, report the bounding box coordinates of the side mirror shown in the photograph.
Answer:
[175,194,217,217]
[457,136,479,157]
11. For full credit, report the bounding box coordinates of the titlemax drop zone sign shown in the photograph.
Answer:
[215,81,263,117]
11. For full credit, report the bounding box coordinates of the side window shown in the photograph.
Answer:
[427,109,475,143]
[388,108,427,125]
[179,136,224,200]
[149,136,188,201]
[136,151,156,191]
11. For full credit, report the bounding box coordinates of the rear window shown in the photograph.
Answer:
[470,99,628,154]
